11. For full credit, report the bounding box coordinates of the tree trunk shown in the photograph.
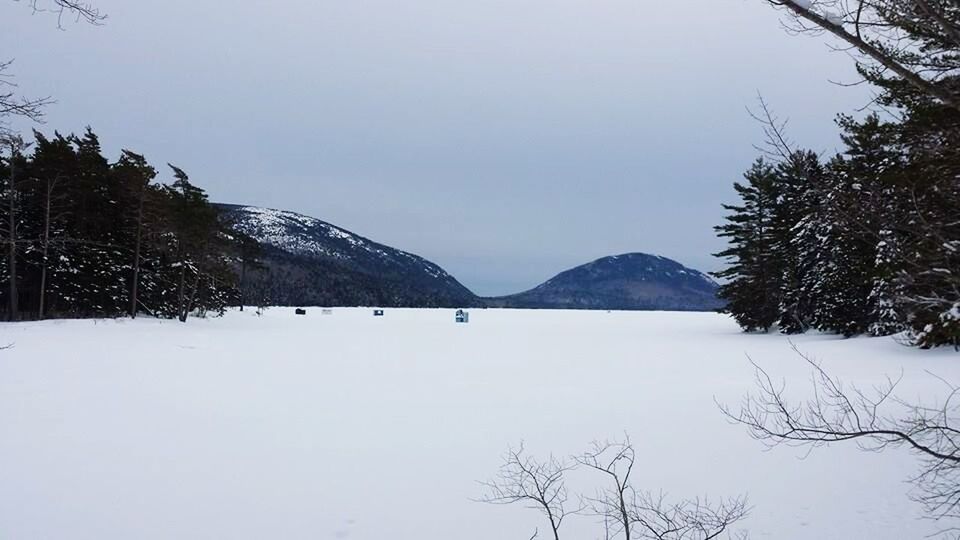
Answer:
[6,149,18,321]
[177,259,187,322]
[38,180,52,319]
[184,270,201,321]
[239,257,246,312]
[780,0,960,112]
[130,183,145,318]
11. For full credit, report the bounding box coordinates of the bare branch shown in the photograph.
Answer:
[14,0,106,27]
[721,344,960,523]
[480,439,749,540]
[747,93,795,162]
[0,60,53,127]
[477,442,580,540]
[763,0,960,111]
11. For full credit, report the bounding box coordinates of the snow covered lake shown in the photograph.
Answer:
[1,308,958,539]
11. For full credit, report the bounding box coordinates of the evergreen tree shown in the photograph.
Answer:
[868,67,960,348]
[773,150,823,335]
[235,230,265,311]
[868,227,903,337]
[29,131,77,318]
[824,116,905,336]
[802,157,873,337]
[160,164,234,322]
[713,159,781,331]
[0,129,242,322]
[112,150,157,317]
[69,128,127,316]
[0,135,29,321]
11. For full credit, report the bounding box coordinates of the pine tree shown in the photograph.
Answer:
[161,164,232,322]
[235,231,264,311]
[867,66,960,347]
[0,135,29,321]
[801,158,873,337]
[713,159,781,331]
[29,131,77,318]
[70,128,127,316]
[868,227,903,337]
[822,115,905,337]
[112,150,157,317]
[0,129,243,322]
[773,150,823,335]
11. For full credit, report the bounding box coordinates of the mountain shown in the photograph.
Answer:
[217,204,477,307]
[218,205,720,312]
[485,253,722,311]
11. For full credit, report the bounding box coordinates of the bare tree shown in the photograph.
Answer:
[762,0,960,111]
[0,60,52,128]
[480,440,749,540]
[578,438,749,540]
[746,94,796,162]
[1,0,105,131]
[13,0,105,27]
[629,493,750,540]
[577,438,638,540]
[721,343,960,526]
[477,443,580,540]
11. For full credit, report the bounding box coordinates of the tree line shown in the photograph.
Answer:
[0,129,260,322]
[715,1,960,349]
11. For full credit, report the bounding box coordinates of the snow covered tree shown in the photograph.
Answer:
[713,159,782,331]
[0,129,243,322]
[803,159,875,337]
[772,150,823,335]
[868,54,960,348]
[717,72,960,347]
[157,164,236,322]
[719,116,957,345]
[805,116,905,337]
[868,227,904,336]
[747,1,960,348]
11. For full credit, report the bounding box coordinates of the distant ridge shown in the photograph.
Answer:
[484,253,722,311]
[217,204,477,307]
[218,204,720,311]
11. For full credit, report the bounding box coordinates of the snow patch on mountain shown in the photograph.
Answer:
[234,206,365,259]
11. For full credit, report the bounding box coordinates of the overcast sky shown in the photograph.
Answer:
[2,0,869,295]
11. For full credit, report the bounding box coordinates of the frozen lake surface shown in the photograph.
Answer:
[1,308,957,539]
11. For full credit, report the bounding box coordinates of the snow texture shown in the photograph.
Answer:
[1,309,958,539]
[229,206,453,280]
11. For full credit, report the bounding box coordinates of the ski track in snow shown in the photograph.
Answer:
[0,309,956,539]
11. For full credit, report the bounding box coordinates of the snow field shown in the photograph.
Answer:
[1,308,957,539]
